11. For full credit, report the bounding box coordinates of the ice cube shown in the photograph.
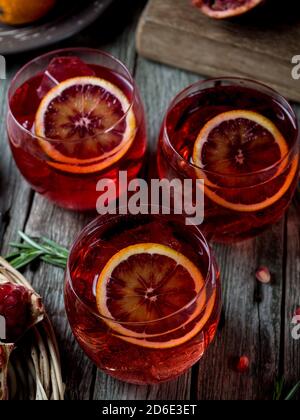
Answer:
[37,56,95,99]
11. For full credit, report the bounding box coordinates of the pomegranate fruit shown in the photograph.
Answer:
[193,0,264,19]
[0,282,44,343]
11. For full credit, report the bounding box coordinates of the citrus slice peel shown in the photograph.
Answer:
[35,76,136,174]
[192,110,298,212]
[96,243,215,349]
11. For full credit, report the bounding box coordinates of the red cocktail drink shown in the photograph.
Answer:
[65,211,221,384]
[7,49,147,211]
[157,78,299,242]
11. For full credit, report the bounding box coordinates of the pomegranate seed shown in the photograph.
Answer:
[294,308,300,322]
[236,356,250,373]
[256,266,271,284]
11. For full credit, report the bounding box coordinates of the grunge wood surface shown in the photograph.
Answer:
[0,0,299,400]
[137,0,300,102]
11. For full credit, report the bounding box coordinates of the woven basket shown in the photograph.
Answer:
[0,257,64,400]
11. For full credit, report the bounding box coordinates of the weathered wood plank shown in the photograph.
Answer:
[135,57,201,152]
[282,105,300,400]
[196,221,284,400]
[94,375,190,400]
[0,63,33,255]
[137,0,300,102]
[284,203,300,400]
[64,0,141,70]
[23,197,94,400]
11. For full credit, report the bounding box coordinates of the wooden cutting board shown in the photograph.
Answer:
[137,0,300,102]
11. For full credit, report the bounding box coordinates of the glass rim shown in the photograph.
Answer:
[162,76,299,179]
[65,207,214,326]
[7,47,136,144]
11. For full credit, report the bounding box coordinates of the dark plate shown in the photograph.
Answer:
[0,0,113,55]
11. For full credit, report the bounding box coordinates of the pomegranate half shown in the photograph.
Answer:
[0,282,44,343]
[193,0,264,19]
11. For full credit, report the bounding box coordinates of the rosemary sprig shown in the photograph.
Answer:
[273,378,300,400]
[273,377,285,400]
[285,380,300,401]
[6,231,69,270]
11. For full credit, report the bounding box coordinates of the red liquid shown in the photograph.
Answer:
[7,64,147,211]
[65,214,221,384]
[157,84,299,242]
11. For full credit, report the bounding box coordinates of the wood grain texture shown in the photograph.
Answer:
[0,64,33,255]
[281,107,300,399]
[93,373,190,400]
[284,203,300,396]
[137,0,300,102]
[197,221,285,400]
[23,198,93,400]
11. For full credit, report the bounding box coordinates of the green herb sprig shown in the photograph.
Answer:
[273,377,285,400]
[274,378,300,400]
[284,380,300,401]
[6,231,69,270]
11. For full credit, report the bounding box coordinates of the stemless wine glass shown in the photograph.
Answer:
[7,48,147,211]
[157,78,299,242]
[65,209,221,384]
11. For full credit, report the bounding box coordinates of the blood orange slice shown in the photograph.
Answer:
[193,110,298,212]
[35,76,136,174]
[96,243,216,349]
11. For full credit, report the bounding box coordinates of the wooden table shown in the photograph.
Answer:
[0,0,299,400]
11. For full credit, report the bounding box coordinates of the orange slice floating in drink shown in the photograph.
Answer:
[193,110,298,212]
[35,76,136,174]
[96,243,216,349]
